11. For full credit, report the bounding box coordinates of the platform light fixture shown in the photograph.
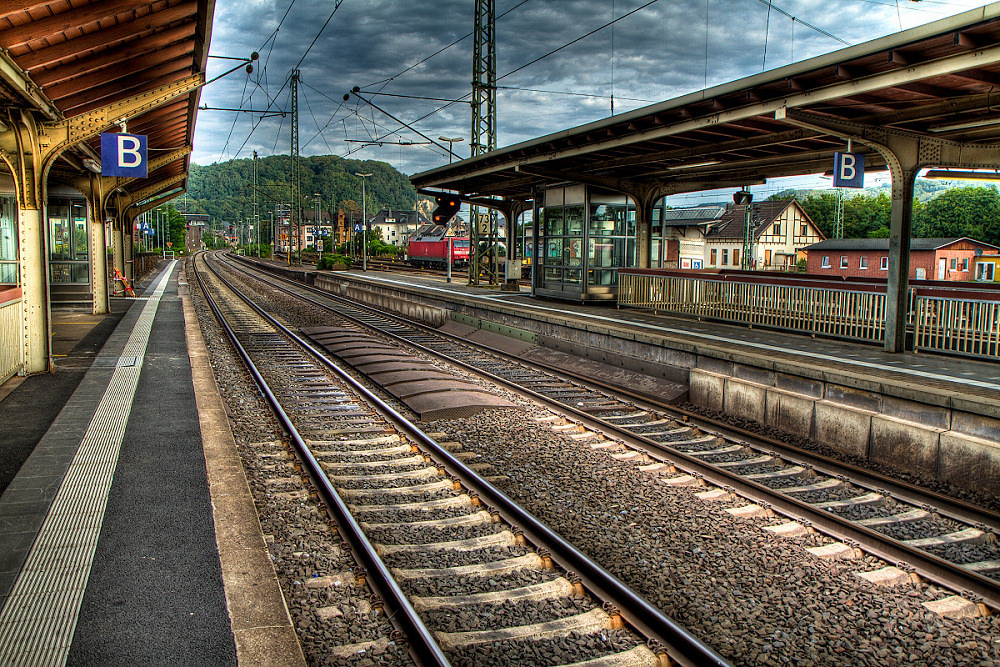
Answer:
[928,117,1000,133]
[924,169,1000,181]
[439,136,463,164]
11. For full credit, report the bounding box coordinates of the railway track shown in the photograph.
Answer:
[221,252,1000,616]
[195,253,728,666]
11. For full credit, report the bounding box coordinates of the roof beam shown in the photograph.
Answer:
[781,107,1000,170]
[122,173,187,206]
[31,24,196,87]
[854,91,999,126]
[15,5,198,72]
[585,127,821,172]
[0,47,61,120]
[36,72,204,159]
[40,44,194,99]
[1,0,171,49]
[516,165,629,192]
[57,63,193,114]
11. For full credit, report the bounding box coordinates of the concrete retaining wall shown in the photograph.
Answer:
[314,273,448,328]
[691,368,1000,494]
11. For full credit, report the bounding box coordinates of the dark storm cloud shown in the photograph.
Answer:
[195,0,992,177]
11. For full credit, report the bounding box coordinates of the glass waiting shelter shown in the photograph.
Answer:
[534,185,645,301]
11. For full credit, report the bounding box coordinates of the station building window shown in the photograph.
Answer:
[48,198,89,284]
[0,196,17,284]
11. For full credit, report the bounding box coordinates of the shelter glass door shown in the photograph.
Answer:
[49,199,90,284]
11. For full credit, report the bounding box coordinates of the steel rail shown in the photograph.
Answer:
[193,254,452,667]
[209,253,731,667]
[220,254,1000,612]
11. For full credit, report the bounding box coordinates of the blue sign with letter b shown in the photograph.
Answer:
[833,152,864,188]
[101,133,148,177]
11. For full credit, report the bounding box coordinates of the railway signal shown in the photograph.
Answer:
[432,194,461,224]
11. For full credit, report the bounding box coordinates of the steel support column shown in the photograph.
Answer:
[18,207,48,373]
[1,111,50,373]
[627,185,670,270]
[885,165,918,351]
[112,221,124,295]
[124,217,134,284]
[89,212,109,314]
[498,199,530,291]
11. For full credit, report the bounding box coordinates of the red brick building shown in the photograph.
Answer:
[803,237,1000,281]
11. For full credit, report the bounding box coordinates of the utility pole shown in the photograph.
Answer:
[290,69,301,264]
[471,0,497,285]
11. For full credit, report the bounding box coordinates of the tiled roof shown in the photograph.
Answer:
[703,201,793,240]
[661,206,727,226]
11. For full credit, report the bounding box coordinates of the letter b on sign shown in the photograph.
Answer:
[833,152,864,188]
[101,133,148,177]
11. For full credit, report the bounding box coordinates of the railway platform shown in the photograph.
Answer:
[0,260,302,666]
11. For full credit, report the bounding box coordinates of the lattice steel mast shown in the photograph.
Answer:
[470,0,497,284]
[290,69,301,263]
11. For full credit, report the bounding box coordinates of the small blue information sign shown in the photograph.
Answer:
[101,133,148,177]
[832,152,865,188]
[353,224,362,232]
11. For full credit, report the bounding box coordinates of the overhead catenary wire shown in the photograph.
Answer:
[752,0,849,45]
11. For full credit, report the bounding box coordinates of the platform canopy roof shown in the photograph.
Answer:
[0,0,214,206]
[412,3,1000,202]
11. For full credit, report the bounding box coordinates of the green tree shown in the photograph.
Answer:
[913,185,1000,246]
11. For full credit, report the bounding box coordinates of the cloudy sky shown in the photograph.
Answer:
[195,0,996,202]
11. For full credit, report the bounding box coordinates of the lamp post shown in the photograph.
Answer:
[438,136,463,164]
[355,172,372,270]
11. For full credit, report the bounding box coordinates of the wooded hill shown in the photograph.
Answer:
[185,154,420,225]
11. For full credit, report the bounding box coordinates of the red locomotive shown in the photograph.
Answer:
[407,225,470,268]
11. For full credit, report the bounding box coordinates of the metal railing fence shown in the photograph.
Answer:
[0,295,22,383]
[914,294,1000,358]
[619,270,1000,360]
[618,271,894,344]
[133,253,162,282]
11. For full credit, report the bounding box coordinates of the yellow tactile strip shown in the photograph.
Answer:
[182,282,307,667]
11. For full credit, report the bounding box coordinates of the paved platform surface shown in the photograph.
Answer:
[0,262,260,666]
